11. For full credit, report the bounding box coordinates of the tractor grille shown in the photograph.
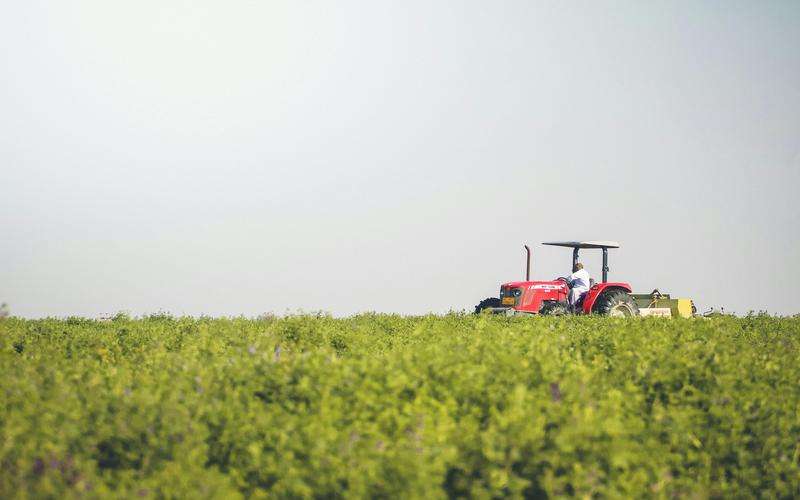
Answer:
[500,287,522,306]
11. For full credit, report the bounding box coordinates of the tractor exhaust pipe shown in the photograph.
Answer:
[524,245,531,281]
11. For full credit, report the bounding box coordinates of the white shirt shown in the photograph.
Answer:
[567,268,591,290]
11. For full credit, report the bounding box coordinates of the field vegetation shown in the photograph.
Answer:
[1,314,799,498]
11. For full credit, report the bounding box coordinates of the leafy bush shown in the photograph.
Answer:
[1,315,798,498]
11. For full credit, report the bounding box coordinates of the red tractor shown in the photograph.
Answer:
[476,241,644,317]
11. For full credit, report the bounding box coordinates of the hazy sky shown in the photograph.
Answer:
[2,1,798,317]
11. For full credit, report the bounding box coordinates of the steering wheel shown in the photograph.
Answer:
[556,277,571,287]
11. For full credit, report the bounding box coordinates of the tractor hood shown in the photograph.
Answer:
[502,280,565,289]
[500,280,569,313]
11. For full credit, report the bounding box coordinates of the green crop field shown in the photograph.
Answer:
[1,314,798,498]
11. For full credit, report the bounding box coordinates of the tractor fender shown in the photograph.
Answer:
[581,282,633,314]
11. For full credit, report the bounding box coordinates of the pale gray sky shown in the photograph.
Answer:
[2,1,798,317]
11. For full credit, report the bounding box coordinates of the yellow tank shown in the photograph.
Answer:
[651,298,694,318]
[674,298,694,318]
[632,294,695,318]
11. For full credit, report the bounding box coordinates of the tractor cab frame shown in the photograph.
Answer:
[540,241,635,315]
[542,240,620,284]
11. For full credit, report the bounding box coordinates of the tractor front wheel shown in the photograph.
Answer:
[593,290,640,317]
[539,301,569,316]
[474,297,502,314]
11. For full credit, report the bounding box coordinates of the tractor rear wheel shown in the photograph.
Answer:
[593,290,640,317]
[474,297,502,314]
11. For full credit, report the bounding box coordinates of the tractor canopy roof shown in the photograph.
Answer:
[542,240,620,249]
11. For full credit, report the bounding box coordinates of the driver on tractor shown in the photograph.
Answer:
[567,262,591,308]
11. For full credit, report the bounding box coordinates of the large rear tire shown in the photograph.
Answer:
[474,297,502,314]
[593,290,640,317]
